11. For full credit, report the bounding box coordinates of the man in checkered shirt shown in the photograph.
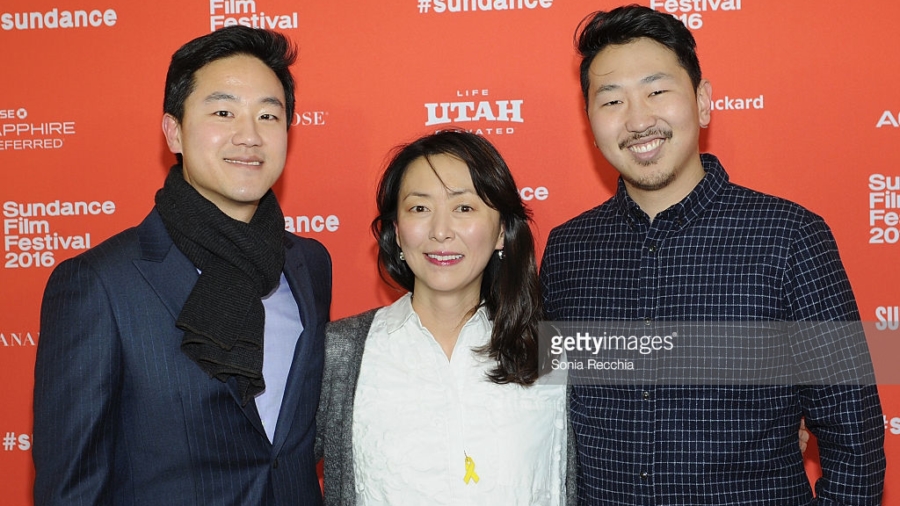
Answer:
[540,5,885,504]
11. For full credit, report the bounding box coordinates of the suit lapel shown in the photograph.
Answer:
[132,210,196,321]
[132,210,268,440]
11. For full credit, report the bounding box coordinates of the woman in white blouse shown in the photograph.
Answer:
[316,130,568,505]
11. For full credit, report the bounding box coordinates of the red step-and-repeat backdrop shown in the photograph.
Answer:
[2,1,898,503]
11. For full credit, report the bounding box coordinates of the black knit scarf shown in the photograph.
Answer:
[155,165,285,405]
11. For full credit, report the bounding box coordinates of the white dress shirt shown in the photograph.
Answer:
[352,293,566,505]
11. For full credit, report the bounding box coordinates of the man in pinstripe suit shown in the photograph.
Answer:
[33,26,330,505]
[541,5,884,504]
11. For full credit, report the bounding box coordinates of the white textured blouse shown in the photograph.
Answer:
[351,293,567,505]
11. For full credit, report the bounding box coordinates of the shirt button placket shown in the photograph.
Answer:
[638,230,661,504]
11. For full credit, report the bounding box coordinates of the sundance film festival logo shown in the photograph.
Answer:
[650,0,741,29]
[868,174,900,245]
[417,0,553,14]
[210,0,297,31]
[3,199,113,269]
[1,8,117,31]
[425,89,523,136]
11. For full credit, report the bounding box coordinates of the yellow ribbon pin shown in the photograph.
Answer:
[463,454,479,484]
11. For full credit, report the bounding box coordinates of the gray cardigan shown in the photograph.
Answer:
[314,309,578,505]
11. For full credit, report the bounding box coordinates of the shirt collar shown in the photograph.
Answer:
[614,153,729,228]
[382,292,490,334]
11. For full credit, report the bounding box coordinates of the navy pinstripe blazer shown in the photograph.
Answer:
[33,209,331,505]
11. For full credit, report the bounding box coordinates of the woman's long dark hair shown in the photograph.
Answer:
[372,130,542,385]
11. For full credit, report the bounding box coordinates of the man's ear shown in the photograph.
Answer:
[162,113,183,154]
[697,79,712,128]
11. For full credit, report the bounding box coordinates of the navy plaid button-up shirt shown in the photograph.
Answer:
[541,154,885,505]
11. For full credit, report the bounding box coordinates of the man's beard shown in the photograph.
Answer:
[618,128,675,191]
[622,167,676,192]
